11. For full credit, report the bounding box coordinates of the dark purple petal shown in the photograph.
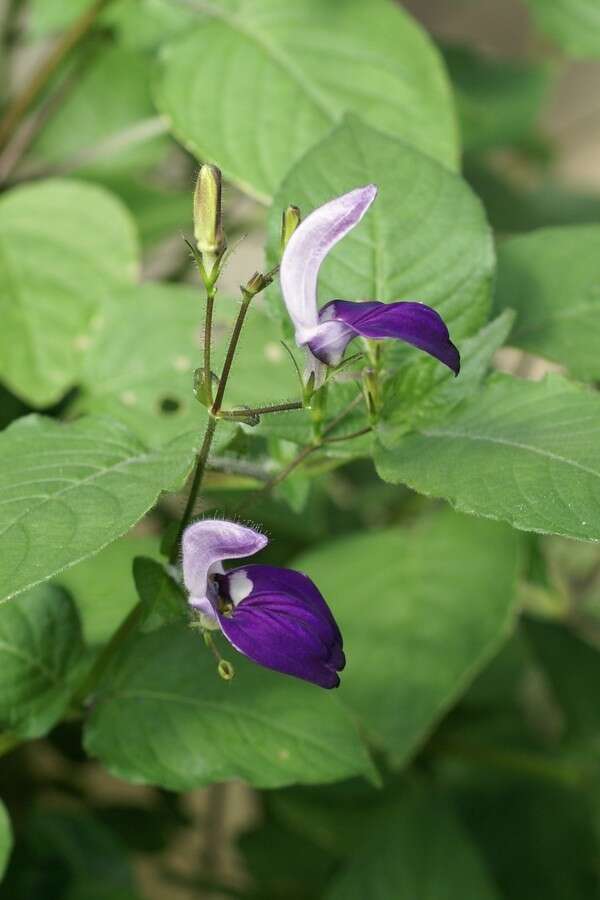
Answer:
[309,300,460,374]
[215,564,345,689]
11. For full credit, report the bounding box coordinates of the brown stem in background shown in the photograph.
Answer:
[0,0,118,151]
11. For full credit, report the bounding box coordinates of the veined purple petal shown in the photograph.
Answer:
[215,564,345,689]
[182,520,267,613]
[280,185,377,344]
[309,300,460,375]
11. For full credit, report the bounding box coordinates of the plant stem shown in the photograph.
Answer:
[204,289,215,406]
[324,425,371,444]
[251,393,365,497]
[72,597,148,707]
[211,293,252,414]
[169,415,218,564]
[0,0,117,151]
[219,400,303,418]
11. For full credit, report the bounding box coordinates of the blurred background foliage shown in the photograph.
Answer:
[1,0,600,898]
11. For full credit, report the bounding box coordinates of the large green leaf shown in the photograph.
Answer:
[84,623,376,790]
[375,373,600,541]
[523,0,600,59]
[495,225,600,381]
[0,583,84,738]
[268,117,493,344]
[155,0,457,202]
[75,283,299,445]
[0,179,139,406]
[325,782,500,900]
[0,800,11,880]
[0,415,197,604]
[291,510,519,757]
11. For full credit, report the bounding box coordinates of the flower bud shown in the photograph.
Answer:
[280,205,301,252]
[193,164,226,274]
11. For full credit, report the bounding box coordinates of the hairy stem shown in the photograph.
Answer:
[204,290,215,407]
[0,0,117,150]
[169,416,218,564]
[219,400,303,418]
[211,293,252,414]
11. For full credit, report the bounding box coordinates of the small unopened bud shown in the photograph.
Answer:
[193,164,226,274]
[244,271,272,296]
[280,205,301,252]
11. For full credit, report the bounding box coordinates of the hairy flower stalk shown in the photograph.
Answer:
[182,520,345,688]
[279,185,460,386]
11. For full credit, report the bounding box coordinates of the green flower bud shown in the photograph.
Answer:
[280,204,301,252]
[193,164,226,274]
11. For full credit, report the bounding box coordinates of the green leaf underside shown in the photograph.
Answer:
[0,583,84,738]
[523,0,600,59]
[0,179,139,407]
[0,415,198,604]
[155,0,458,201]
[325,782,500,900]
[0,799,12,879]
[495,225,600,380]
[375,374,600,542]
[268,117,494,345]
[84,623,375,790]
[292,509,520,757]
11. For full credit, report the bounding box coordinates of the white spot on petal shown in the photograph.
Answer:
[229,569,253,605]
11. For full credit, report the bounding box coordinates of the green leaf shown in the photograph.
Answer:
[155,0,458,202]
[524,617,600,743]
[268,117,493,344]
[0,179,139,406]
[443,45,551,153]
[0,800,12,880]
[27,46,168,176]
[0,415,197,604]
[57,535,161,645]
[75,282,299,445]
[84,623,376,790]
[495,225,600,381]
[523,0,600,59]
[0,583,84,738]
[2,809,137,900]
[375,373,600,541]
[450,771,600,900]
[380,310,515,438]
[325,781,500,900]
[291,509,519,758]
[132,556,188,632]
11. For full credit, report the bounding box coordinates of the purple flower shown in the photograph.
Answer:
[279,185,460,379]
[182,520,345,689]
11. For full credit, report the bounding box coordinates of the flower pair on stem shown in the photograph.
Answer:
[175,165,460,689]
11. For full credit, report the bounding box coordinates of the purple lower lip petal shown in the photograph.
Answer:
[309,300,460,374]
